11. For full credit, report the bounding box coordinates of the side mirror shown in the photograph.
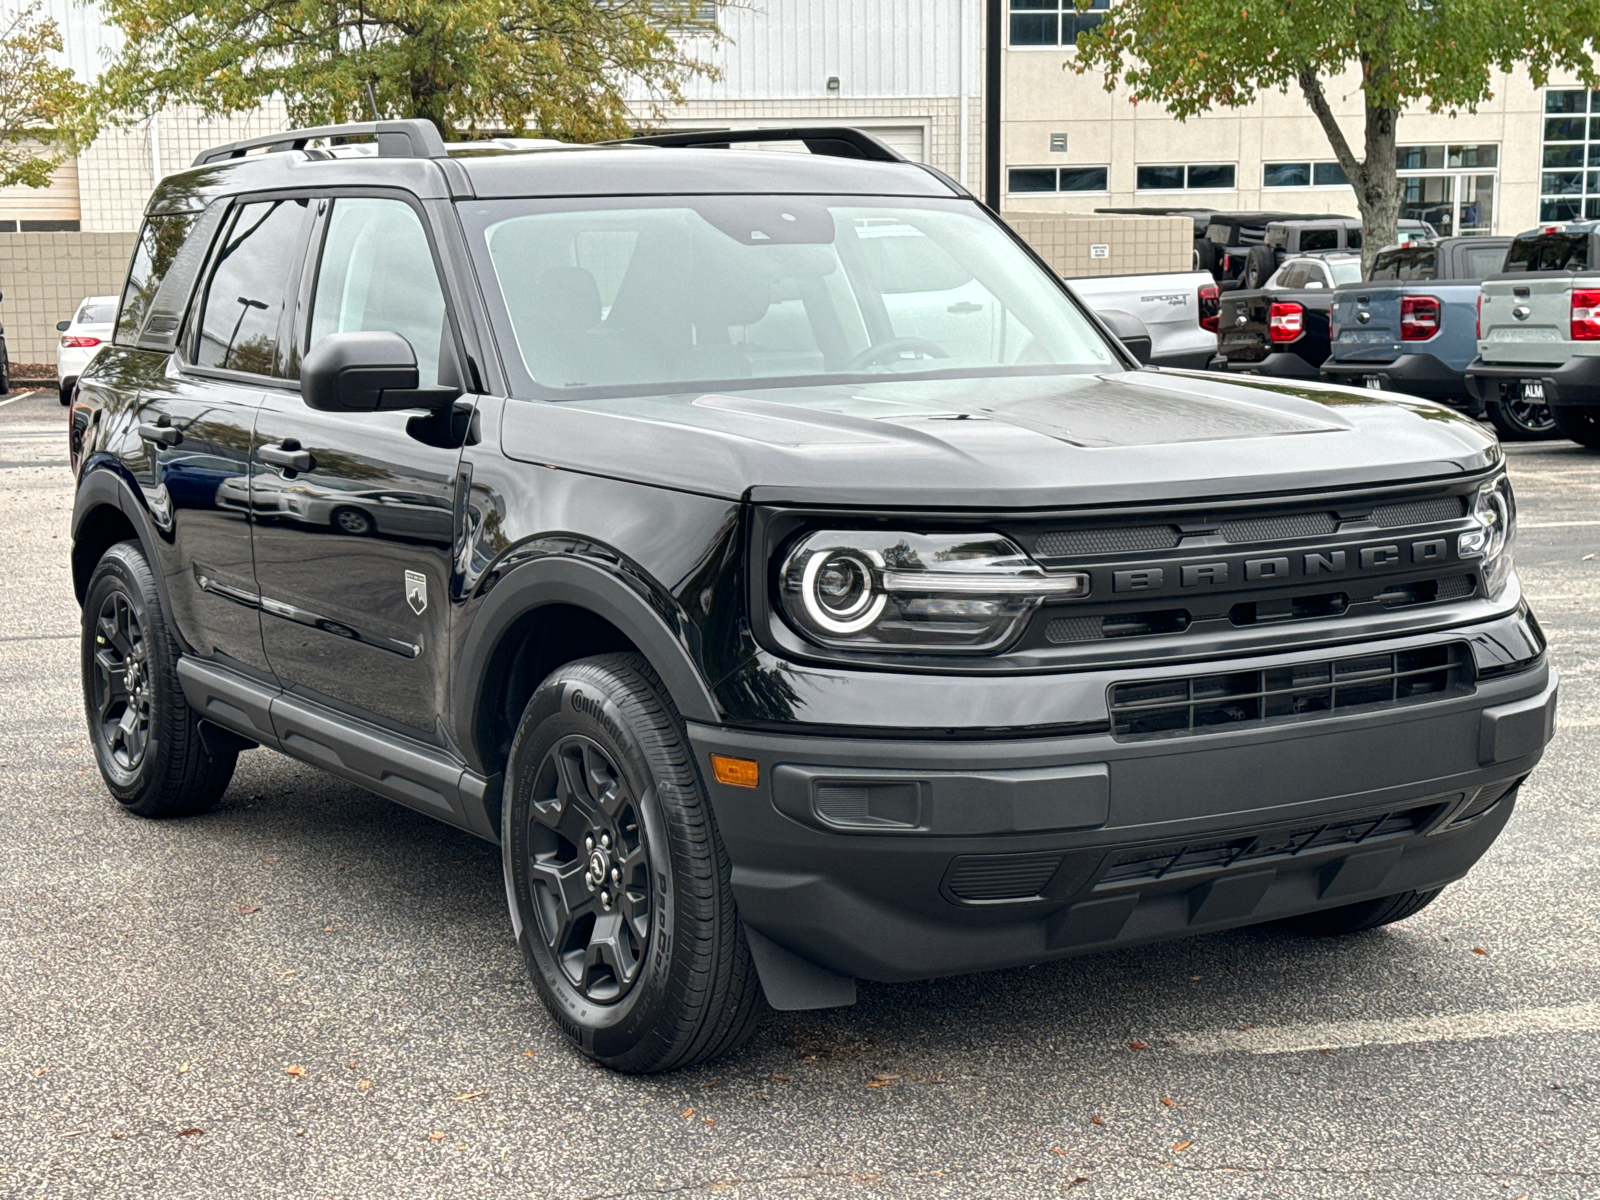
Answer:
[57,320,71,331]
[301,331,460,413]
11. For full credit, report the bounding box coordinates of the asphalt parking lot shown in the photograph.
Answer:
[2,385,1597,1200]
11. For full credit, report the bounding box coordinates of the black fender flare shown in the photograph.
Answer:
[454,553,722,775]
[70,461,190,650]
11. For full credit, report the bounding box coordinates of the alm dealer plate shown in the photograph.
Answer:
[1520,380,1546,401]
[1364,376,1386,390]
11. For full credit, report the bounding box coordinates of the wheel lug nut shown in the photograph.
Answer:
[600,890,611,907]
[600,832,611,848]
[611,867,621,883]
[585,835,594,851]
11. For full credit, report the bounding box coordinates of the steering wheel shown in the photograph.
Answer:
[849,337,951,371]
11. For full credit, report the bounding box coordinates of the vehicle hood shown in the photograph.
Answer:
[498,369,1499,508]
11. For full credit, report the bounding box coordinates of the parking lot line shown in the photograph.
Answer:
[1520,520,1600,529]
[0,390,43,407]
[1169,1000,1600,1056]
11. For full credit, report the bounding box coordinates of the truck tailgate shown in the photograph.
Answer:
[1329,286,1404,363]
[1218,292,1271,363]
[1479,276,1574,365]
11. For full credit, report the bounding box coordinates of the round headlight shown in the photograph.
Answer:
[801,550,886,633]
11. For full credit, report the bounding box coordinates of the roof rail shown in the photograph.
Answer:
[193,118,447,167]
[606,126,904,163]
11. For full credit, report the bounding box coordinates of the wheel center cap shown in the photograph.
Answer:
[586,848,609,886]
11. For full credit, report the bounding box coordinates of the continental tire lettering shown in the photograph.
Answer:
[1245,556,1290,581]
[569,687,628,746]
[1305,550,1347,574]
[1181,562,1228,587]
[1360,545,1401,569]
[1113,568,1164,592]
[1412,538,1447,563]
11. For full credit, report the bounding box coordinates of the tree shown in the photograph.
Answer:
[1072,0,1600,270]
[93,0,719,143]
[0,3,96,189]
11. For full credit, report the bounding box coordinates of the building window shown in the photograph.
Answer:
[1394,143,1499,236]
[1263,161,1351,188]
[1010,0,1111,47]
[1540,90,1600,221]
[1136,163,1236,191]
[1007,165,1109,193]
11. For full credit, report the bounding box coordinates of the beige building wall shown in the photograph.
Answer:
[0,231,138,363]
[1003,212,1190,276]
[1003,43,1579,236]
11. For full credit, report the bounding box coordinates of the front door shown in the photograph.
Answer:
[250,194,468,737]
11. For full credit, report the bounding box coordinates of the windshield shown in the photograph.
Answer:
[1330,260,1363,285]
[461,195,1119,397]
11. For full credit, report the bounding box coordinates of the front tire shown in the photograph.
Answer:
[82,541,237,817]
[1278,888,1443,936]
[503,653,764,1073]
[1487,396,1559,441]
[1552,403,1600,448]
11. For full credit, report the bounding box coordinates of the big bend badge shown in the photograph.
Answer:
[404,570,428,616]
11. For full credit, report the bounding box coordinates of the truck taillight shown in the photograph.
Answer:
[60,335,102,348]
[1400,294,1441,341]
[1198,283,1220,333]
[1572,289,1600,340]
[1268,301,1304,342]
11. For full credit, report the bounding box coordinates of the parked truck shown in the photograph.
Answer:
[1466,222,1600,446]
[1214,252,1363,377]
[1065,271,1220,369]
[1320,238,1535,437]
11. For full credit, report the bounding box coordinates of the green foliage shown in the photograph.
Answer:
[0,3,97,189]
[1073,0,1600,263]
[93,0,720,141]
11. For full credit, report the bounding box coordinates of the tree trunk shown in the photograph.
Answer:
[1356,103,1400,277]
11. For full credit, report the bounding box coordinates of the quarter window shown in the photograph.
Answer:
[308,198,450,386]
[116,212,203,345]
[1136,163,1235,191]
[194,199,309,376]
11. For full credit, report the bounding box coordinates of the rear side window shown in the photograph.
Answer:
[194,199,309,375]
[1369,247,1436,281]
[1458,243,1508,279]
[1300,229,1339,252]
[1346,229,1364,249]
[1505,232,1589,272]
[115,212,203,345]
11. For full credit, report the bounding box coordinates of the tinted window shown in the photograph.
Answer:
[1008,168,1057,193]
[1058,166,1108,191]
[1300,229,1339,252]
[1137,165,1185,190]
[1187,163,1236,190]
[1370,247,1436,281]
[1505,232,1590,272]
[195,200,308,375]
[308,198,449,386]
[1312,161,1349,186]
[1264,162,1310,188]
[115,213,202,345]
[77,301,117,324]
[1458,244,1507,279]
[1347,229,1364,249]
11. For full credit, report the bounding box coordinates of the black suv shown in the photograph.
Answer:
[70,120,1557,1074]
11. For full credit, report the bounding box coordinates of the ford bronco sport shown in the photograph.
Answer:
[69,120,1557,1074]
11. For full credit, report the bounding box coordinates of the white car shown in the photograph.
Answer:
[56,295,119,405]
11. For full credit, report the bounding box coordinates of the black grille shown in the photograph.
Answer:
[1036,525,1180,557]
[945,852,1064,901]
[1371,496,1467,528]
[1046,610,1191,643]
[1220,512,1337,544]
[1099,803,1441,886]
[1109,644,1471,738]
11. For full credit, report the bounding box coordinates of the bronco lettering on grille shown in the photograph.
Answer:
[1109,538,1462,594]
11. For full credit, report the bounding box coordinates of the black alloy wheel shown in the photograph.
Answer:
[1487,395,1559,441]
[525,734,653,1003]
[89,589,152,772]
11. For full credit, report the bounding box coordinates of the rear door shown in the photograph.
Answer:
[250,192,470,737]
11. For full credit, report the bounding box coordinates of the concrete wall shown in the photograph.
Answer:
[1003,213,1191,277]
[0,233,137,363]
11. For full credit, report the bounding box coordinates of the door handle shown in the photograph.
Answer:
[258,440,315,473]
[137,422,182,446]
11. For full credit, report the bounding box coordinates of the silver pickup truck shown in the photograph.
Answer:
[1466,222,1600,446]
[1065,270,1220,370]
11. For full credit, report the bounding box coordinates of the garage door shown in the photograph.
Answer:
[866,126,926,163]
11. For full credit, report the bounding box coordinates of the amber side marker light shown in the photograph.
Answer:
[710,755,760,788]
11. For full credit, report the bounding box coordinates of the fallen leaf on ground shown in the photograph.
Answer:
[1473,946,1489,956]
[178,1062,190,1073]
[1049,1147,1066,1156]
[682,1108,694,1119]
[356,1080,371,1092]
[522,1050,536,1058]
[1091,1116,1103,1126]
[428,1132,445,1141]
[32,1065,49,1078]
[450,1091,483,1102]
[1127,1040,1148,1051]
[770,1074,791,1082]
[237,905,260,915]
[176,1128,203,1137]
[1238,1024,1253,1031]
[1160,1096,1174,1107]
[1318,1049,1331,1057]
[284,1065,307,1077]
[703,1118,714,1127]
[275,970,296,978]
[1065,1179,1090,1192]
[700,1080,718,1089]
[1173,1140,1193,1152]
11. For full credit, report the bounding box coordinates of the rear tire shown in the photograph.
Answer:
[1551,403,1600,448]
[1278,888,1443,936]
[502,652,764,1073]
[1194,238,1220,277]
[1487,396,1559,441]
[82,541,237,817]
[330,506,373,536]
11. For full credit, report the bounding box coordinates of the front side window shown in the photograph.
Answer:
[194,199,308,375]
[462,195,1119,398]
[308,198,449,386]
[116,212,202,345]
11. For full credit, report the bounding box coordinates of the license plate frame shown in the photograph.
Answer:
[1363,376,1385,391]
[1519,380,1546,402]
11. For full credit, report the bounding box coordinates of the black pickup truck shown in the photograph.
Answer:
[1215,252,1364,376]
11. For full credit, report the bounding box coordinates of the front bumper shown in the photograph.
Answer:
[1321,351,1464,401]
[1466,354,1600,408]
[691,628,1555,997]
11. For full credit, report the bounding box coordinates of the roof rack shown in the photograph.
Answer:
[193,118,447,167]
[606,127,904,163]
